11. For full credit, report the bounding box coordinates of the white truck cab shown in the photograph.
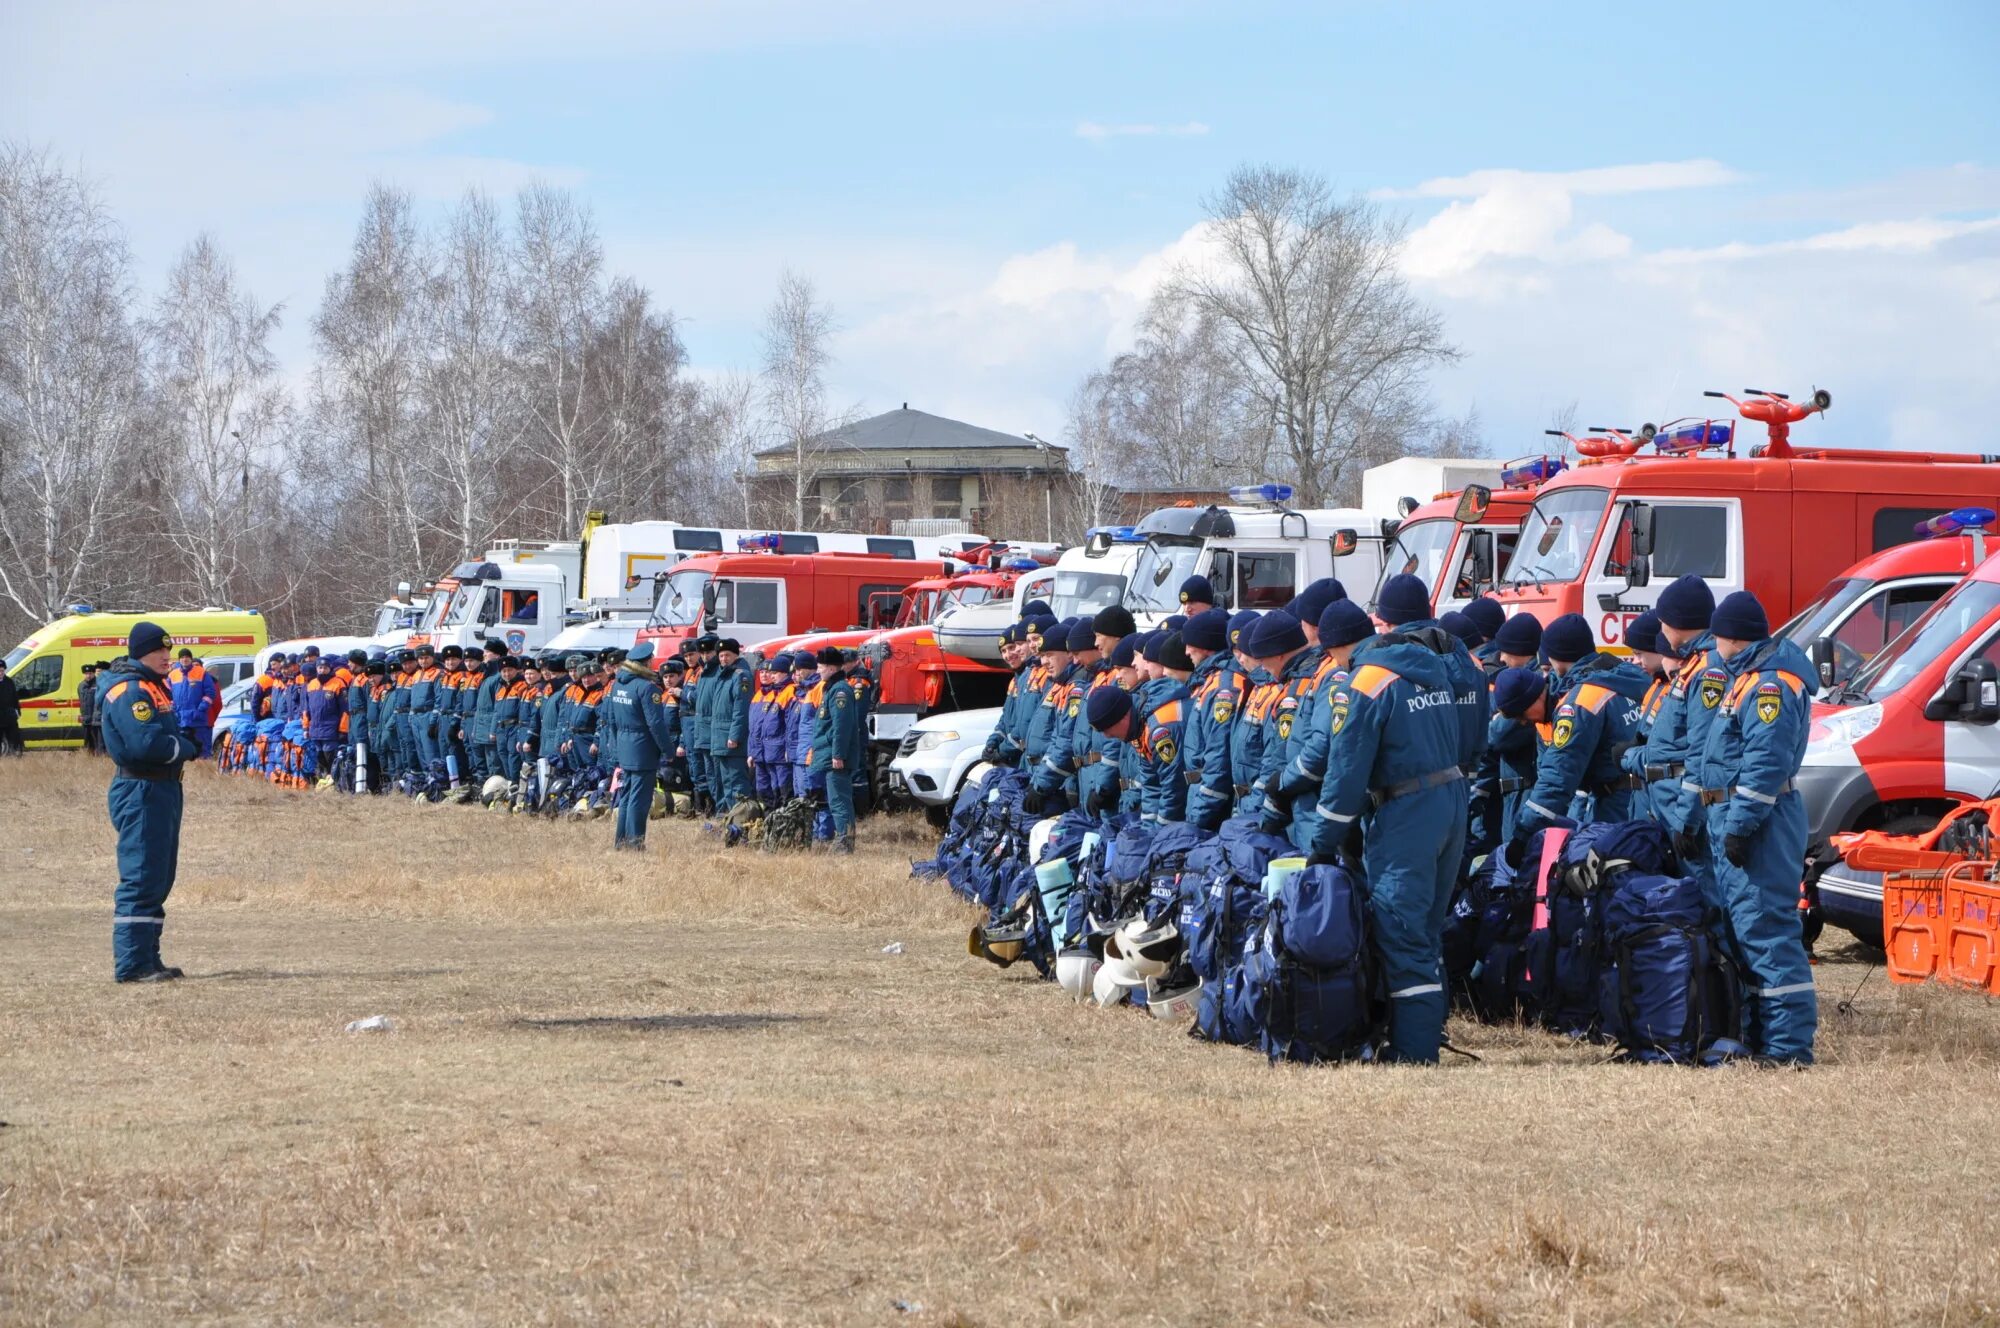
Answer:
[1118,484,1388,627]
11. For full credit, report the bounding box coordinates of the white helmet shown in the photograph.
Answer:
[480,775,512,804]
[1145,973,1202,1021]
[1055,949,1101,1001]
[1115,915,1180,980]
[1027,815,1063,863]
[1092,933,1146,1006]
[966,760,995,789]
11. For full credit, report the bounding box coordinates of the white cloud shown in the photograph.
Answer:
[1074,121,1211,141]
[1387,162,2000,456]
[1375,159,1743,201]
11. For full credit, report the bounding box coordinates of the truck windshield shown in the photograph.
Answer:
[1852,580,2000,703]
[940,584,996,615]
[442,583,493,627]
[651,569,710,627]
[1780,578,1871,647]
[1505,488,1610,586]
[1126,537,1203,614]
[415,592,451,633]
[1054,570,1131,620]
[1374,519,1457,604]
[3,645,29,671]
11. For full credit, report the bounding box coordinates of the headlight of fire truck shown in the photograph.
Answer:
[1807,702,1882,754]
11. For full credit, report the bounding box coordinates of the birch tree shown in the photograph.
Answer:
[0,145,144,625]
[758,270,836,527]
[142,235,288,605]
[1173,166,1459,506]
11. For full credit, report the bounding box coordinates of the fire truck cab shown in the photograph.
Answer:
[1487,392,2000,649]
[1778,514,1992,697]
[1803,546,2000,945]
[637,549,947,655]
[1119,484,1388,627]
[1370,484,1537,616]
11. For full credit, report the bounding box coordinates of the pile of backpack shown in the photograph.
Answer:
[925,784,1750,1068]
[1442,819,1749,1064]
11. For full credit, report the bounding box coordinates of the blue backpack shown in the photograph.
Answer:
[1599,871,1748,1064]
[1243,861,1376,1063]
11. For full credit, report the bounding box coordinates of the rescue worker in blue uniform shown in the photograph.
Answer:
[1241,610,1317,822]
[1693,591,1817,1065]
[785,654,817,798]
[347,653,376,792]
[469,642,505,782]
[980,623,1035,767]
[604,641,676,850]
[1177,574,1217,617]
[1274,600,1376,853]
[1619,611,1684,822]
[1075,631,1129,819]
[1032,619,1098,810]
[1370,573,1490,781]
[101,622,200,982]
[1180,609,1243,830]
[166,648,220,757]
[711,638,753,810]
[1646,576,1722,854]
[1226,612,1275,817]
[810,646,861,852]
[1310,627,1468,1063]
[1021,619,1074,789]
[1086,640,1188,825]
[1509,644,1650,851]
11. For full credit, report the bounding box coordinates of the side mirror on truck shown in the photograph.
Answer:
[1463,529,1494,596]
[1622,502,1655,591]
[1927,658,2000,724]
[1810,637,1838,690]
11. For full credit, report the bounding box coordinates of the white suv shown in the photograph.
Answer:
[887,707,999,813]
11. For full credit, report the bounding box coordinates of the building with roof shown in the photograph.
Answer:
[749,404,1080,541]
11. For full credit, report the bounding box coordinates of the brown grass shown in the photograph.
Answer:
[3,752,2000,1326]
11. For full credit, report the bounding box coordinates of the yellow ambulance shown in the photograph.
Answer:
[4,607,268,749]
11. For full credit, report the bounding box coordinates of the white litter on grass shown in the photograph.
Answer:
[344,1015,395,1033]
[880,942,905,955]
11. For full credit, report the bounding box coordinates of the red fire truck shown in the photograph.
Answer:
[1371,483,1540,616]
[635,547,947,656]
[1483,389,2000,648]
[1803,538,2000,945]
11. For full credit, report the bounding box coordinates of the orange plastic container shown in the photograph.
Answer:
[1942,865,2000,995]
[1883,873,1948,985]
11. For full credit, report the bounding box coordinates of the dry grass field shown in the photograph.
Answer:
[3,753,1999,1326]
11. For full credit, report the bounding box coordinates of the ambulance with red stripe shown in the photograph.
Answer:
[1802,543,2000,946]
[4,607,268,748]
[1484,388,2000,649]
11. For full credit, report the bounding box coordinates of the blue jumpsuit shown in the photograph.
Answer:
[100,659,197,979]
[1630,637,1716,827]
[605,665,675,848]
[1275,655,1353,853]
[1227,668,1279,817]
[787,675,819,798]
[712,660,753,808]
[982,660,1039,767]
[684,666,714,804]
[811,675,861,846]
[1183,652,1243,831]
[1311,641,1468,1063]
[469,665,502,782]
[346,671,373,790]
[1695,637,1817,1063]
[1514,657,1651,837]
[1074,670,1126,819]
[1032,663,1088,807]
[1675,640,1730,906]
[1136,681,1190,825]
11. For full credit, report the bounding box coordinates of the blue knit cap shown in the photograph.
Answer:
[1289,577,1347,628]
[1108,635,1139,668]
[127,621,171,657]
[1245,610,1307,659]
[1181,608,1230,652]
[1462,596,1506,643]
[1493,612,1543,657]
[1623,611,1663,656]
[1710,591,1771,642]
[1227,611,1260,651]
[1543,613,1595,664]
[1437,611,1479,646]
[1177,575,1214,607]
[1066,618,1098,652]
[1493,667,1547,718]
[1318,600,1375,649]
[1376,573,1432,625]
[1086,683,1134,731]
[1655,575,1715,631]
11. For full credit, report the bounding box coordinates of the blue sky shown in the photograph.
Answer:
[4,0,1997,457]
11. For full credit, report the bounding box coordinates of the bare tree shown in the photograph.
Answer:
[758,270,837,527]
[412,189,517,558]
[1174,165,1460,506]
[142,235,288,605]
[308,183,428,585]
[511,185,610,534]
[1060,380,1123,540]
[0,145,145,629]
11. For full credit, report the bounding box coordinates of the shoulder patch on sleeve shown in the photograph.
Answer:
[1349,664,1398,698]
[1575,683,1614,713]
[105,681,128,704]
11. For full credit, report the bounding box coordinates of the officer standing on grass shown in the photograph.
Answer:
[605,641,676,851]
[810,645,860,853]
[101,622,199,983]
[1694,590,1817,1066]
